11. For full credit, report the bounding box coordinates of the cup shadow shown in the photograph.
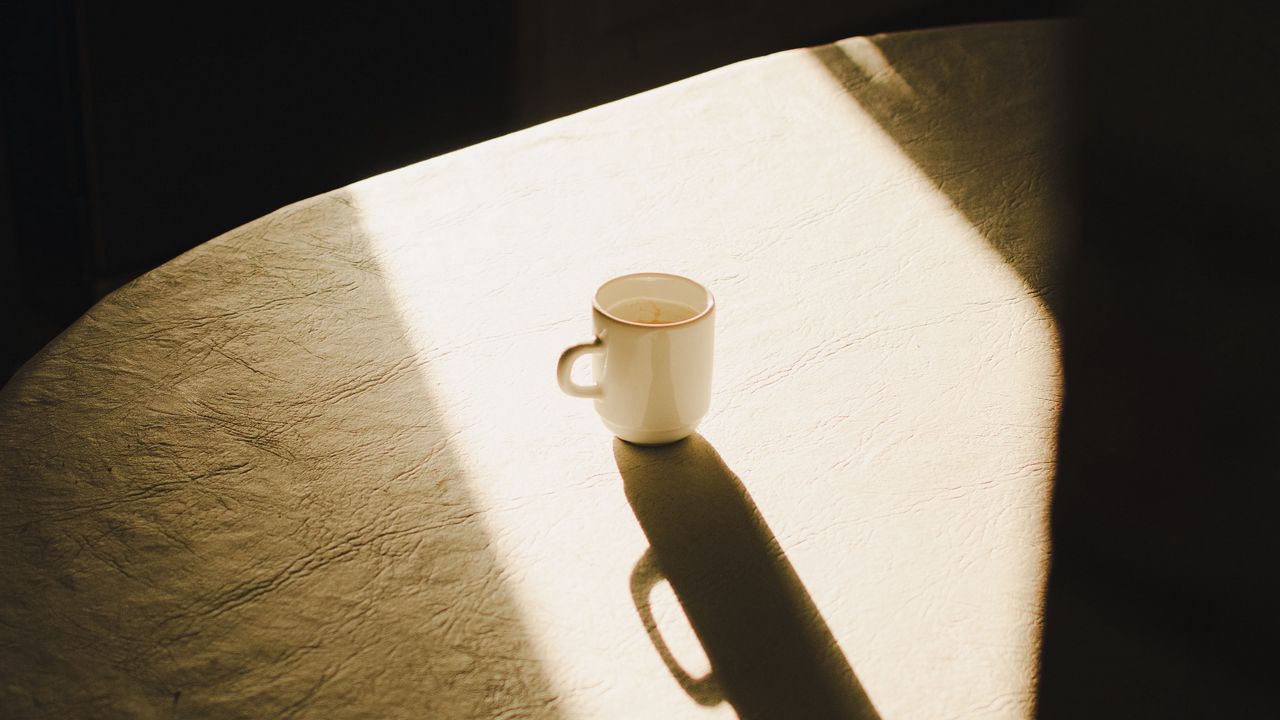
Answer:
[616,433,880,720]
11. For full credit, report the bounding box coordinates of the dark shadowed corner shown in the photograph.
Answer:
[0,189,562,718]
[616,434,880,720]
[814,13,1278,718]
[808,20,1077,318]
[1032,5,1280,717]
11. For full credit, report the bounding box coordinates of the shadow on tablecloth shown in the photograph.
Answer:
[809,22,1075,318]
[616,434,880,720]
[0,188,564,718]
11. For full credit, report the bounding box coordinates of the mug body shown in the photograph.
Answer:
[591,273,715,444]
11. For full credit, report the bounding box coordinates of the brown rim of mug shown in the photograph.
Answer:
[592,272,716,328]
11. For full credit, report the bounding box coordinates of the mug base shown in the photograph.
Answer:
[603,421,696,446]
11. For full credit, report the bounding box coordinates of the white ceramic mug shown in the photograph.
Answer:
[557,273,715,445]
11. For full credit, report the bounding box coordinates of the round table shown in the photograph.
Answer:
[2,20,1070,719]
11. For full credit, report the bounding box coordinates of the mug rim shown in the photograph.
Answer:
[593,272,716,328]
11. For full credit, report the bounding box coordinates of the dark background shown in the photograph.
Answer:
[5,2,1279,718]
[1039,2,1279,716]
[2,0,1068,382]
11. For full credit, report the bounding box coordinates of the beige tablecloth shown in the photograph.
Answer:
[1,20,1071,719]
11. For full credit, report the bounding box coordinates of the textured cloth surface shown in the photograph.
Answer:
[1,20,1070,719]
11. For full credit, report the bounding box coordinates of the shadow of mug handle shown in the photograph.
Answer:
[630,548,724,706]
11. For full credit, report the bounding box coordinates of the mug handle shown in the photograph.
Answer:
[557,338,605,398]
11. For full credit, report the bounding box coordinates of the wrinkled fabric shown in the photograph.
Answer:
[1,21,1070,719]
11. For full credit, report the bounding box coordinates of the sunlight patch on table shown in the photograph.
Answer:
[348,37,1061,718]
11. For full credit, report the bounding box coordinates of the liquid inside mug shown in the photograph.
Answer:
[557,273,715,445]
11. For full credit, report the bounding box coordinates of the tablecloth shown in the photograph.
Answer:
[1,19,1071,719]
